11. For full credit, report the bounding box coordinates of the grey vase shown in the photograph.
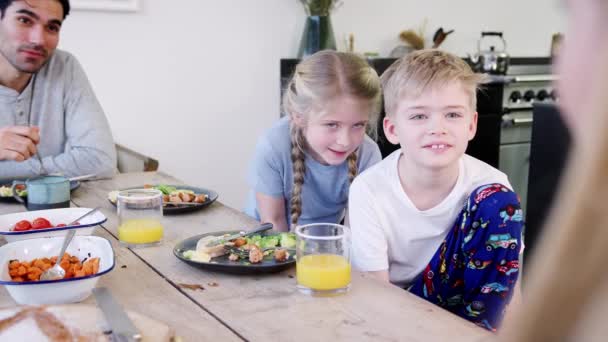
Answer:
[297,15,336,58]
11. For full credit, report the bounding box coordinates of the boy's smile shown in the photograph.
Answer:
[383,81,478,170]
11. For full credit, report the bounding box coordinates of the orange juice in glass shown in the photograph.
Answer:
[295,223,351,295]
[117,189,164,248]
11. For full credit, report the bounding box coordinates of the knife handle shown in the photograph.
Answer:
[243,222,273,236]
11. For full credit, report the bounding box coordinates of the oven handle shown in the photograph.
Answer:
[502,116,534,127]
[513,117,533,125]
[513,75,558,83]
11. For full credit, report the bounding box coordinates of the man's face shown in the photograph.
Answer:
[0,0,63,74]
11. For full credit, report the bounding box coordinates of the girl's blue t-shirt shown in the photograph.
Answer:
[244,116,382,228]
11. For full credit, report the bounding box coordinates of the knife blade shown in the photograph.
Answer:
[93,287,142,341]
[205,222,273,247]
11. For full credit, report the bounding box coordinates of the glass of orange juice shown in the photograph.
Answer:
[295,223,351,296]
[117,189,164,248]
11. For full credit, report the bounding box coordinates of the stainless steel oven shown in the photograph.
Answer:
[497,73,557,211]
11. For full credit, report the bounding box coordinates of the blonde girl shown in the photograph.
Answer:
[244,50,382,232]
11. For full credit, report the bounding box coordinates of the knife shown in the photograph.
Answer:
[205,222,274,247]
[93,287,142,341]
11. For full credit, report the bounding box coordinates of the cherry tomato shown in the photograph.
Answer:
[13,220,32,231]
[55,223,67,227]
[31,217,52,230]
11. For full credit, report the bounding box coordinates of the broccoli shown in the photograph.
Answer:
[247,235,263,247]
[279,233,296,248]
[260,236,279,249]
[155,184,177,195]
[183,250,195,259]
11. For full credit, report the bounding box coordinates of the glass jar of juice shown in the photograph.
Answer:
[295,223,351,296]
[117,189,163,248]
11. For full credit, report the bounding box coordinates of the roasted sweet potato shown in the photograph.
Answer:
[7,253,100,282]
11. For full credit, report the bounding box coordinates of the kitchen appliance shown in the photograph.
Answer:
[525,103,570,272]
[498,63,558,212]
[469,32,510,75]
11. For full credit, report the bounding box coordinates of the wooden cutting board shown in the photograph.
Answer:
[0,304,176,341]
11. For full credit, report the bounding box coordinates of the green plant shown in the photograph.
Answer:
[300,0,343,16]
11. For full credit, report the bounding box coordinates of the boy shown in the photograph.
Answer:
[348,50,523,331]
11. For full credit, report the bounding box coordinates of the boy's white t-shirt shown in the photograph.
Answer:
[348,150,512,288]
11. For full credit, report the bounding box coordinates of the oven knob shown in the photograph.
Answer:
[550,89,558,100]
[524,90,536,102]
[509,91,522,103]
[537,90,549,101]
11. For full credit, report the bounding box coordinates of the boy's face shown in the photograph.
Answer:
[0,0,63,74]
[383,81,477,170]
[294,95,370,166]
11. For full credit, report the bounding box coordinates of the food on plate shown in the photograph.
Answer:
[0,306,173,341]
[233,237,247,247]
[8,253,100,282]
[0,307,74,340]
[248,245,264,263]
[274,248,290,262]
[0,184,26,197]
[108,184,209,206]
[183,232,296,264]
[144,184,208,204]
[9,217,79,232]
[279,233,296,249]
[31,218,52,230]
[13,220,32,232]
[182,250,211,263]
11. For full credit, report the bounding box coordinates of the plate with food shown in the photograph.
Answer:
[107,184,218,215]
[174,224,296,274]
[0,235,114,305]
[0,207,107,243]
[0,305,174,341]
[0,181,80,203]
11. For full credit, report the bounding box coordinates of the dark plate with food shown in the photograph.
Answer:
[174,229,296,275]
[108,184,218,215]
[0,181,80,203]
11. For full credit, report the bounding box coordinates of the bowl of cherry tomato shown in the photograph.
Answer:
[0,208,107,242]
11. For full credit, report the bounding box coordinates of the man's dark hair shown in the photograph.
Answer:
[0,0,70,19]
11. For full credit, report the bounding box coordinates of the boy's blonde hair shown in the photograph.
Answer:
[282,50,382,227]
[380,49,486,116]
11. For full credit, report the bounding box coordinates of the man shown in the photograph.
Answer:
[0,0,116,180]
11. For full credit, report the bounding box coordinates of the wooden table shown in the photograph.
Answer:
[0,172,491,342]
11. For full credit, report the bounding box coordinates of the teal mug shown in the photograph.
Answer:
[12,176,71,210]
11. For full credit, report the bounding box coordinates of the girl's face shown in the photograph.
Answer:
[297,95,371,166]
[555,0,606,136]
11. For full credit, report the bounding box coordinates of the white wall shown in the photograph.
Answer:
[59,0,565,209]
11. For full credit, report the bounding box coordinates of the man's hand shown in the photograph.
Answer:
[0,126,40,161]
